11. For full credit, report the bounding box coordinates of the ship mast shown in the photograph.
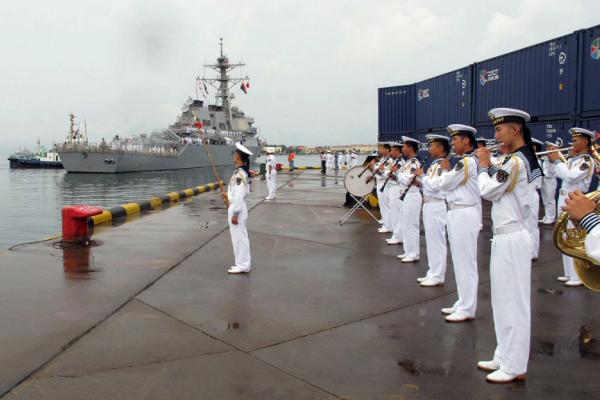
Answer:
[198,38,249,130]
[64,114,88,145]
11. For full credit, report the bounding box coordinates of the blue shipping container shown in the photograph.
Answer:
[474,33,578,124]
[474,120,575,146]
[579,25,600,117]
[577,117,600,134]
[415,66,472,131]
[378,85,415,136]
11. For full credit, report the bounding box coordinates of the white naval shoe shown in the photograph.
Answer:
[486,369,526,383]
[417,276,428,283]
[378,227,392,233]
[477,360,500,372]
[557,276,569,282]
[400,256,420,263]
[397,253,407,259]
[445,312,474,323]
[565,280,583,287]
[441,307,455,315]
[420,279,443,287]
[386,238,402,245]
[264,197,272,200]
[227,266,251,274]
[378,219,384,224]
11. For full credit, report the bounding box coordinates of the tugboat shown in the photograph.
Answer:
[8,138,62,169]
[56,39,263,173]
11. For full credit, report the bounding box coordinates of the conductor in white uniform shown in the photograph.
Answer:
[226,143,253,274]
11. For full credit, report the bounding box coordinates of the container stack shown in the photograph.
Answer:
[378,24,600,145]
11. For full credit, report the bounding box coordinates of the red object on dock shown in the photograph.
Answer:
[62,205,103,243]
[276,163,282,172]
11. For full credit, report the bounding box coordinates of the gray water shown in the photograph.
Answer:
[0,154,353,250]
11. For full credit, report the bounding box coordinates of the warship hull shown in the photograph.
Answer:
[58,143,260,173]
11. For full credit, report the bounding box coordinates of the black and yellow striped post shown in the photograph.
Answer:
[92,180,225,226]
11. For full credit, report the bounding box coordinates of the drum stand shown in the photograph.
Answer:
[339,194,380,226]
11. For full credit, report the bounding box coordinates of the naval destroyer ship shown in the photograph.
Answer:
[57,40,262,173]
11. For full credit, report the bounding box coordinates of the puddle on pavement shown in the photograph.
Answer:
[397,358,448,377]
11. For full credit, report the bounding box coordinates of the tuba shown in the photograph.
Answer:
[553,191,600,291]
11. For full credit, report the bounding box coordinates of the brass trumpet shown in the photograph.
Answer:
[553,191,600,291]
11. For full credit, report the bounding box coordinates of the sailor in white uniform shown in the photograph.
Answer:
[371,143,393,234]
[415,134,449,286]
[265,148,277,200]
[545,127,595,286]
[563,190,600,264]
[384,143,406,245]
[438,124,481,322]
[326,150,333,170]
[376,142,402,245]
[524,138,544,260]
[226,143,253,274]
[539,141,559,224]
[394,136,422,262]
[351,150,358,167]
[476,108,541,383]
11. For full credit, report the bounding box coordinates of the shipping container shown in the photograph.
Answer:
[378,85,416,136]
[415,66,473,131]
[576,117,600,134]
[473,33,578,124]
[474,119,575,146]
[578,25,600,117]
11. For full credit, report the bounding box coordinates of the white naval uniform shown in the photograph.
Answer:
[351,152,358,167]
[421,158,448,282]
[386,158,406,243]
[228,168,251,270]
[395,158,423,259]
[545,154,594,281]
[265,154,277,199]
[524,176,542,259]
[581,213,600,264]
[479,153,534,376]
[326,153,334,170]
[439,153,480,317]
[540,158,557,222]
[373,157,393,231]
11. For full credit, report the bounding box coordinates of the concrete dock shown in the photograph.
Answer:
[1,170,599,399]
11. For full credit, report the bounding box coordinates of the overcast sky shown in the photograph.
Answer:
[1,0,599,157]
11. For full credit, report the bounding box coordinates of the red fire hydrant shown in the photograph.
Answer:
[62,205,104,244]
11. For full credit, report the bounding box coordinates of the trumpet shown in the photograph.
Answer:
[535,147,573,156]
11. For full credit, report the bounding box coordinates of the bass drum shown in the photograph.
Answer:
[344,166,375,197]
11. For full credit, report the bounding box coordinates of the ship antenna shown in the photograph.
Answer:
[190,109,228,206]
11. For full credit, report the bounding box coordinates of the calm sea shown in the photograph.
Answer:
[0,154,362,249]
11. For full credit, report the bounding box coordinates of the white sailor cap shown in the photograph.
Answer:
[545,140,560,147]
[475,136,487,143]
[531,138,544,146]
[235,142,253,156]
[425,134,450,144]
[401,136,419,145]
[569,127,595,141]
[265,147,275,154]
[327,150,331,153]
[388,141,403,148]
[488,108,531,125]
[447,124,477,137]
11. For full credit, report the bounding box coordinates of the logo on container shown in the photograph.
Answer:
[479,69,499,86]
[558,52,567,64]
[417,89,430,101]
[591,38,600,60]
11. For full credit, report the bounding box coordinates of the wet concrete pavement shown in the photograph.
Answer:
[1,170,599,399]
